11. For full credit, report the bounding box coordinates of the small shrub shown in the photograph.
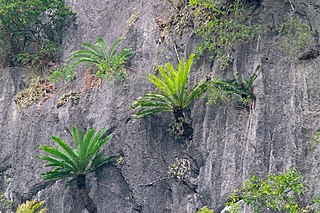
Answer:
[68,37,135,80]
[279,16,317,58]
[226,169,306,213]
[14,77,55,109]
[173,0,260,70]
[0,0,75,67]
[49,65,76,84]
[16,199,47,213]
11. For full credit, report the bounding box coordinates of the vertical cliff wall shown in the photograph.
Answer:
[1,0,320,212]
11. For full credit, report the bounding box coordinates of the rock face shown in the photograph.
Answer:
[1,0,320,212]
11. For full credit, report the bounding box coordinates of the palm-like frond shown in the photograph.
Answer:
[67,37,135,79]
[209,71,257,105]
[39,128,115,182]
[132,53,208,118]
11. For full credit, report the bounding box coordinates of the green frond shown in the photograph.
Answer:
[184,81,208,108]
[132,53,204,118]
[109,36,125,59]
[39,128,115,183]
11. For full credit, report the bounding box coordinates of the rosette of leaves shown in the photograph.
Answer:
[131,53,208,139]
[68,37,135,79]
[39,127,116,213]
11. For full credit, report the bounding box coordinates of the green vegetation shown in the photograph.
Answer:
[131,53,207,119]
[68,37,135,80]
[312,129,320,145]
[197,206,213,213]
[175,0,259,70]
[57,91,81,108]
[168,158,191,180]
[207,72,257,108]
[16,199,47,213]
[39,127,116,213]
[279,16,317,58]
[0,194,13,212]
[226,169,306,213]
[14,77,55,109]
[131,54,207,139]
[0,0,75,68]
[49,64,76,84]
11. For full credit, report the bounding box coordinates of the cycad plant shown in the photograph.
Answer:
[131,53,207,139]
[39,127,116,213]
[208,71,257,108]
[68,36,135,79]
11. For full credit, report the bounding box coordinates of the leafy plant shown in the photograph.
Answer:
[178,0,259,70]
[226,169,306,213]
[16,199,47,213]
[207,71,257,108]
[279,16,317,58]
[68,37,135,79]
[0,0,75,66]
[132,53,207,119]
[197,206,213,213]
[49,65,76,84]
[39,127,116,213]
[131,53,207,139]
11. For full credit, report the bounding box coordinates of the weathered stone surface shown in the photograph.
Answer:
[1,0,320,212]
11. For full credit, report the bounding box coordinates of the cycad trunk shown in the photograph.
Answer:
[172,107,193,140]
[76,175,97,213]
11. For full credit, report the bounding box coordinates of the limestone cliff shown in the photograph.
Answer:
[1,0,320,212]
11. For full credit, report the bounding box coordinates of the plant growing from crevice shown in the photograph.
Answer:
[131,53,208,140]
[171,0,260,70]
[68,37,135,80]
[279,16,317,59]
[0,0,75,68]
[207,71,257,109]
[168,158,191,180]
[226,169,306,213]
[16,199,47,213]
[57,91,81,108]
[38,127,116,213]
[14,77,55,109]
